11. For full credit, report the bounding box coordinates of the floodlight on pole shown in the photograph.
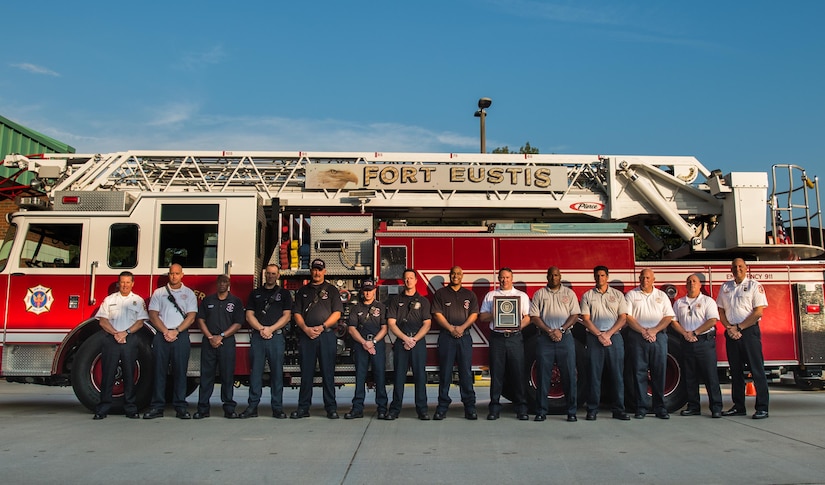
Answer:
[474,97,492,154]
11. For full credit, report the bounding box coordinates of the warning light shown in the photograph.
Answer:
[806,304,821,315]
[61,196,80,204]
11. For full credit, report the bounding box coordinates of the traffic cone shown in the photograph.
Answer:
[745,381,756,396]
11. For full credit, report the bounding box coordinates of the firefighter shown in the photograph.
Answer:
[193,274,245,419]
[387,269,432,420]
[242,263,293,419]
[478,267,531,421]
[717,258,769,419]
[291,258,344,419]
[671,273,723,418]
[432,266,480,420]
[625,268,675,419]
[345,279,388,419]
[579,265,632,421]
[92,271,148,420]
[530,266,581,422]
[143,263,199,419]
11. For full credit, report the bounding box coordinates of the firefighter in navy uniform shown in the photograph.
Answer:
[242,263,293,419]
[387,269,432,420]
[291,258,344,419]
[193,274,245,419]
[432,266,479,420]
[345,279,389,419]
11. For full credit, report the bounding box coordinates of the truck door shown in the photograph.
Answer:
[4,219,91,348]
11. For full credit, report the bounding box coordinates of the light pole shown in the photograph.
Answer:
[474,97,492,153]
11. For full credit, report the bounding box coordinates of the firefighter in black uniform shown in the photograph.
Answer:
[291,259,344,419]
[345,279,388,419]
[387,269,432,420]
[193,274,245,419]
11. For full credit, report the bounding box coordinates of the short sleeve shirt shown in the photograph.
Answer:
[348,300,388,339]
[247,285,293,326]
[673,294,719,333]
[148,284,199,329]
[480,287,530,331]
[95,292,149,332]
[529,286,581,329]
[432,286,479,326]
[716,278,768,325]
[293,282,344,327]
[387,292,431,335]
[580,286,630,332]
[198,293,246,335]
[625,287,675,328]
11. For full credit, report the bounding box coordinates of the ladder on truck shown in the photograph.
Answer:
[5,150,824,260]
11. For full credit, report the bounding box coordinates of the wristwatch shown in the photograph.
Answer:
[372,339,378,344]
[220,332,225,337]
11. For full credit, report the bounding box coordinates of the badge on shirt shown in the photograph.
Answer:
[226,302,236,313]
[463,300,470,310]
[370,307,381,317]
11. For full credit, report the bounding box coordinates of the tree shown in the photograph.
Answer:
[492,142,539,154]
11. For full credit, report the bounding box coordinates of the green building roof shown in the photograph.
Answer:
[0,114,75,197]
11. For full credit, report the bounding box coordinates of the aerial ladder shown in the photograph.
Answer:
[4,150,823,261]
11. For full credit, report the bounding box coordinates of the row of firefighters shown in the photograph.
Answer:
[90,256,770,422]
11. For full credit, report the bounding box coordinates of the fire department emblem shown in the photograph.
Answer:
[25,285,54,315]
[370,307,381,317]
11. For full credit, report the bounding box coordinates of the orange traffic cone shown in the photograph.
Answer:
[745,381,756,396]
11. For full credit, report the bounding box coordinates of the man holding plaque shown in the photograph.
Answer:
[479,267,531,421]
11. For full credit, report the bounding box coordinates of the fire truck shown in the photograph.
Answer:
[1,150,823,414]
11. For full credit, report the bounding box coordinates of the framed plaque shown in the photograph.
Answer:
[493,296,520,329]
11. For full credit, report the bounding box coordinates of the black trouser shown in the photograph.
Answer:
[436,331,476,414]
[488,331,527,415]
[536,332,576,416]
[197,336,237,413]
[725,324,769,412]
[682,332,723,413]
[297,330,337,413]
[389,338,428,416]
[627,331,667,415]
[352,341,388,413]
[248,332,285,412]
[150,331,190,411]
[97,332,138,415]
[586,332,625,414]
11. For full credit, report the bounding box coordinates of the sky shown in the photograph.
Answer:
[2,1,824,177]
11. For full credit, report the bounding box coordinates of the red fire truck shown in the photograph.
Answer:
[1,151,822,413]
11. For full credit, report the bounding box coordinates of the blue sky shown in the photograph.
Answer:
[2,1,823,176]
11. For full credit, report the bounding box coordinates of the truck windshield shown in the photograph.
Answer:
[19,223,82,268]
[0,223,17,272]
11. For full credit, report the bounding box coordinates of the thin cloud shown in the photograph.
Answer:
[179,45,226,70]
[145,102,200,126]
[485,0,626,26]
[11,63,60,77]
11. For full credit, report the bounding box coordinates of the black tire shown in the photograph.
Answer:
[623,332,687,413]
[524,334,588,414]
[71,332,154,413]
[793,370,824,391]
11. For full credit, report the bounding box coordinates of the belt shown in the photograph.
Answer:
[492,330,521,338]
[696,330,716,340]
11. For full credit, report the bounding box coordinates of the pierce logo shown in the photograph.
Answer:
[570,202,604,212]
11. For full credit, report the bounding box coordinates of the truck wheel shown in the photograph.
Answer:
[623,333,687,413]
[71,333,154,413]
[524,335,587,414]
[793,370,824,390]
